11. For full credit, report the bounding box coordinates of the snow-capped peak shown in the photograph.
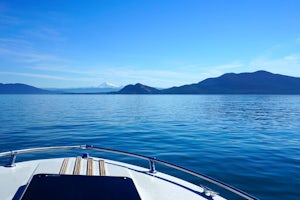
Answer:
[98,82,119,88]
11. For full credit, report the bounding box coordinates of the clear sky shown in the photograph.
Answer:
[1,0,300,88]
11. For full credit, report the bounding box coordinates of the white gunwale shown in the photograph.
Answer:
[0,144,258,200]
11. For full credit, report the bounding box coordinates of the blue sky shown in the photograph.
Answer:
[1,0,300,88]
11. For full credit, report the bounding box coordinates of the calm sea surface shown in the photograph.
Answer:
[0,95,299,199]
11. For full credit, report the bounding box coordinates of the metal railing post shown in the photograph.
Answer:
[149,158,157,173]
[6,151,17,167]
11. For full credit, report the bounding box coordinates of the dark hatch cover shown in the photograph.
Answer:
[21,174,142,200]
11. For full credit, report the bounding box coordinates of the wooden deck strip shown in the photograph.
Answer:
[73,156,82,175]
[60,157,105,176]
[87,158,93,176]
[59,158,69,174]
[99,160,106,176]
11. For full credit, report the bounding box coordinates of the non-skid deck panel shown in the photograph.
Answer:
[59,157,106,176]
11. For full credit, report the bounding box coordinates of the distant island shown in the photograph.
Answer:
[117,83,161,94]
[2,70,300,94]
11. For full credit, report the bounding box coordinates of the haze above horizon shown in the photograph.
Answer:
[1,0,300,88]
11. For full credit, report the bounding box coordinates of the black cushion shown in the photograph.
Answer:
[21,174,142,200]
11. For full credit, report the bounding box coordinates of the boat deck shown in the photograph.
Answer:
[0,156,225,200]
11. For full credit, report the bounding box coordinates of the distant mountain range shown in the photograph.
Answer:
[162,70,300,94]
[116,71,300,94]
[0,83,50,94]
[2,71,300,94]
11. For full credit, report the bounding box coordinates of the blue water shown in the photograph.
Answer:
[0,95,299,199]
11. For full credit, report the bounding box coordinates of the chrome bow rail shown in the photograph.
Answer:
[0,144,258,200]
